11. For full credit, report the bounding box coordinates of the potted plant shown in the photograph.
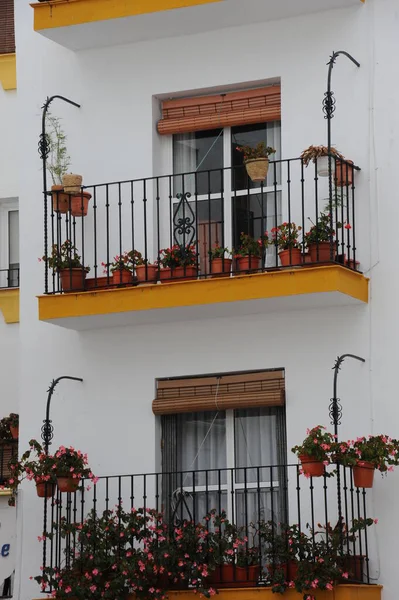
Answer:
[45,112,71,214]
[336,435,399,488]
[42,241,89,292]
[236,142,276,182]
[132,250,158,284]
[259,521,308,583]
[53,445,96,492]
[70,189,92,218]
[234,233,267,272]
[7,413,19,439]
[300,145,345,177]
[292,425,335,477]
[209,246,232,277]
[335,159,355,187]
[158,244,198,281]
[106,252,134,286]
[21,439,57,498]
[304,212,336,263]
[271,223,302,266]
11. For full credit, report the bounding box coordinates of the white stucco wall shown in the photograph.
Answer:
[11,0,399,598]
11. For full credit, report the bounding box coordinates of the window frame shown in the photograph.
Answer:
[0,198,19,288]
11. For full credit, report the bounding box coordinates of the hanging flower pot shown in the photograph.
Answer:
[51,185,70,214]
[316,156,336,178]
[279,248,302,267]
[62,173,83,193]
[136,264,158,284]
[112,269,133,286]
[299,454,325,477]
[335,160,354,187]
[59,268,87,292]
[236,256,261,272]
[244,158,270,183]
[353,461,375,488]
[36,482,56,498]
[173,266,198,281]
[70,192,92,217]
[308,242,332,263]
[57,476,80,493]
[210,258,232,278]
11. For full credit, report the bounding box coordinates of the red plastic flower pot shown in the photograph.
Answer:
[353,461,375,488]
[159,268,172,281]
[136,264,158,283]
[308,242,332,263]
[59,268,87,293]
[279,248,302,267]
[70,192,92,217]
[210,258,232,278]
[173,266,198,280]
[299,454,325,477]
[236,256,261,272]
[36,482,56,498]
[112,270,133,285]
[57,477,80,493]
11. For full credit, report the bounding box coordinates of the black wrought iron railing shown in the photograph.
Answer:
[0,268,19,290]
[43,157,359,294]
[41,463,373,593]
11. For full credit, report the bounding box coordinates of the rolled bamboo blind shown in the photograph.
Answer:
[157,86,281,135]
[153,370,285,415]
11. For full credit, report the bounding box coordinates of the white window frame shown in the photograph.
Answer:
[0,198,19,287]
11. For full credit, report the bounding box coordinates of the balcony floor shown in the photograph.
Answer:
[31,0,362,50]
[37,265,368,331]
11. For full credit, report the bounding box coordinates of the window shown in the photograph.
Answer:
[161,406,287,526]
[0,199,19,288]
[172,120,282,273]
[0,0,15,54]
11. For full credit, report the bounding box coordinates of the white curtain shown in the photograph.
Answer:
[173,133,198,197]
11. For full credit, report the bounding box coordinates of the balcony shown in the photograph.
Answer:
[31,0,363,51]
[38,159,368,330]
[39,464,381,600]
[0,268,19,324]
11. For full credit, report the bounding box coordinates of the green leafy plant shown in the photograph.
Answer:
[271,223,302,250]
[300,145,344,167]
[234,232,268,258]
[304,213,335,246]
[291,426,336,464]
[209,246,231,260]
[42,240,89,272]
[236,142,276,161]
[53,445,95,481]
[336,436,399,472]
[159,244,198,268]
[45,113,71,186]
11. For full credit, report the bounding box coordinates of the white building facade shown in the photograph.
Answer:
[4,0,399,599]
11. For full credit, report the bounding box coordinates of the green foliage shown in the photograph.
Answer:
[45,112,71,186]
[42,240,89,272]
[236,142,276,161]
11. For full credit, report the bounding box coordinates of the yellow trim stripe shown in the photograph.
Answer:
[0,289,19,324]
[32,0,222,31]
[0,54,16,91]
[38,266,368,323]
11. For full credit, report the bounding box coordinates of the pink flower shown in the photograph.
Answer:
[342,572,349,579]
[65,587,72,593]
[92,569,99,576]
[90,585,97,593]
[374,518,378,524]
[326,583,333,591]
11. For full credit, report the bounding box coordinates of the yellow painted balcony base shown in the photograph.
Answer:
[38,265,368,331]
[0,54,17,91]
[0,289,19,324]
[166,586,382,600]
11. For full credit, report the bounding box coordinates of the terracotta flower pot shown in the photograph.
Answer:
[234,566,260,586]
[245,158,269,182]
[59,268,87,293]
[10,425,18,439]
[70,192,92,217]
[236,256,261,272]
[342,555,365,582]
[335,160,354,187]
[299,454,324,477]
[51,185,70,214]
[112,270,133,285]
[208,564,234,587]
[173,266,198,281]
[136,264,158,284]
[279,248,302,267]
[85,276,112,290]
[159,268,172,281]
[353,461,375,488]
[308,242,333,263]
[210,258,232,278]
[57,477,80,493]
[36,482,56,498]
[208,564,259,588]
[62,173,82,193]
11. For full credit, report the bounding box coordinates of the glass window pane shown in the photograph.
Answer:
[232,122,281,191]
[8,210,19,265]
[173,130,223,196]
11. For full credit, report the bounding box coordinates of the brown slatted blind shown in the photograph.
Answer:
[157,86,281,135]
[153,370,285,415]
[0,442,16,483]
[0,0,15,54]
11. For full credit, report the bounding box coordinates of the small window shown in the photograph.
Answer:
[0,200,19,289]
